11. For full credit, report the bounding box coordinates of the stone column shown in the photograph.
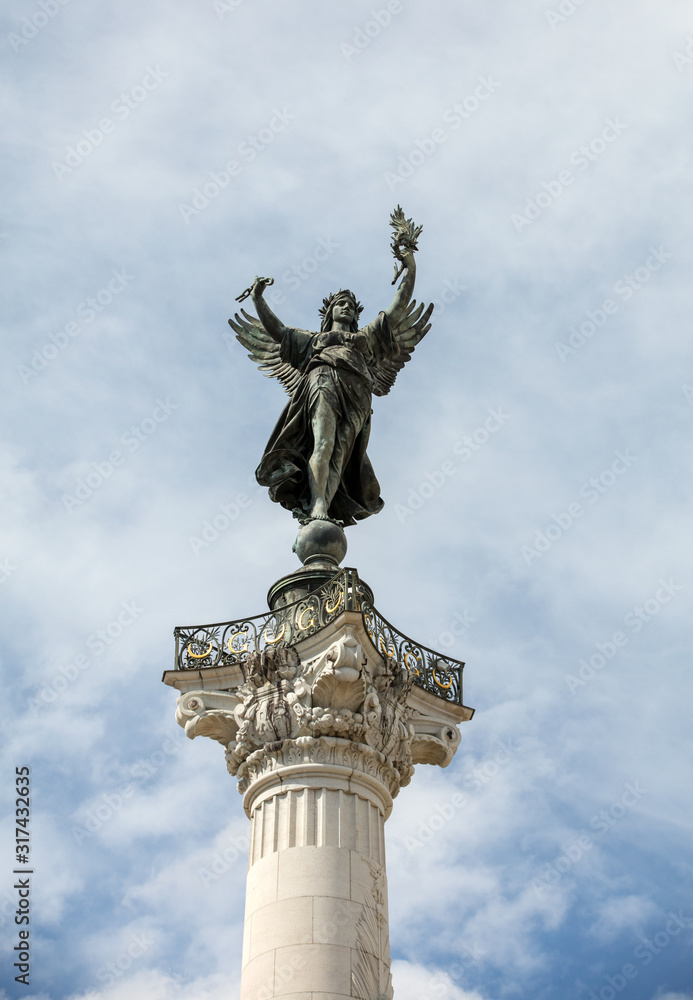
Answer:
[164,569,473,1000]
[239,736,393,1000]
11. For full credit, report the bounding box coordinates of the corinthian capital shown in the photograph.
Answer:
[163,568,473,798]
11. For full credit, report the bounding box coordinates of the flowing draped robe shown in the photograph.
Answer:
[255,312,397,525]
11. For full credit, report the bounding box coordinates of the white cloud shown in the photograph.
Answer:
[66,970,240,1000]
[392,960,492,1000]
[587,894,661,944]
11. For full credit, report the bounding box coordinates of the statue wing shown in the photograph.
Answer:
[228,309,304,397]
[370,299,434,397]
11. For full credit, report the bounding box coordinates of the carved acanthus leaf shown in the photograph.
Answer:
[310,632,366,710]
[175,621,465,789]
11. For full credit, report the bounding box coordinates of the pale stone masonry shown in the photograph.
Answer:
[164,573,472,1000]
[240,743,392,1000]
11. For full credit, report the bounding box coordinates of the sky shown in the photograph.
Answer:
[1,0,692,998]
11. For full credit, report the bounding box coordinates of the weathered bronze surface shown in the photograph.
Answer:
[229,207,433,530]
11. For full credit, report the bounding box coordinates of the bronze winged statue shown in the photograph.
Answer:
[229,207,433,531]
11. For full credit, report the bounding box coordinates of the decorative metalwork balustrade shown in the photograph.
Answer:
[173,568,465,705]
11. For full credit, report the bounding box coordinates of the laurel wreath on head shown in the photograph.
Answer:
[318,289,364,324]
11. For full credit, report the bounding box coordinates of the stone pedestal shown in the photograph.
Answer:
[163,568,473,1000]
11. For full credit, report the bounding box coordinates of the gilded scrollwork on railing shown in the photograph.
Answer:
[360,601,462,705]
[175,571,353,672]
[173,568,464,705]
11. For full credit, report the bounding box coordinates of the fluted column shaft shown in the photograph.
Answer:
[239,738,393,1000]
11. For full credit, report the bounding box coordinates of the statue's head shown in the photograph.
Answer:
[319,289,363,333]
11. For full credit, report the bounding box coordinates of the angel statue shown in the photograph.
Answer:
[229,207,433,555]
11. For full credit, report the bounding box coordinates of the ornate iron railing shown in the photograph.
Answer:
[173,568,465,705]
[359,598,463,705]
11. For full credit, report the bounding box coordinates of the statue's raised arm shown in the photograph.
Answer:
[228,276,307,397]
[362,207,434,398]
[229,207,437,566]
[386,205,423,319]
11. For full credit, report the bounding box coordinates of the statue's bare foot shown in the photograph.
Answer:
[309,499,330,520]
